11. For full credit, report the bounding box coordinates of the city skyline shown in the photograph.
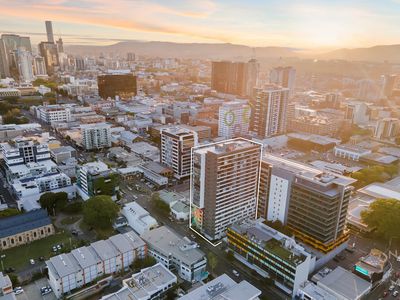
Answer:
[1,0,400,49]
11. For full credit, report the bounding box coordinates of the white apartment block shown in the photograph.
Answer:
[141,226,207,283]
[160,127,198,180]
[1,137,51,168]
[191,138,262,241]
[36,105,72,124]
[218,101,251,139]
[81,123,111,150]
[46,231,146,298]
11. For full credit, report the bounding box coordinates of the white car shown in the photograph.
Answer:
[393,291,399,297]
[14,287,23,295]
[30,259,35,265]
[389,285,395,291]
[232,270,239,277]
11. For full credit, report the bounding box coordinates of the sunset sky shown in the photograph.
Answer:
[1,0,399,49]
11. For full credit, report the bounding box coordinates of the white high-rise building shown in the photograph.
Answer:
[33,55,47,76]
[270,66,296,96]
[250,85,289,138]
[36,105,71,124]
[160,127,198,180]
[191,138,262,241]
[218,101,251,139]
[81,123,111,150]
[16,48,34,82]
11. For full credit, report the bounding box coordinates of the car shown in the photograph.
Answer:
[71,229,78,236]
[14,287,23,295]
[39,256,45,261]
[393,291,399,297]
[383,291,388,297]
[389,285,395,291]
[30,259,35,265]
[57,244,62,250]
[191,234,196,239]
[232,270,239,277]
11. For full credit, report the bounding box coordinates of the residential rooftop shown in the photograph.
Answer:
[140,226,205,266]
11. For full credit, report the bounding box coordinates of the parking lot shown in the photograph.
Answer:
[16,278,56,300]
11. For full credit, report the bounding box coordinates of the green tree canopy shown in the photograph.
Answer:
[351,165,398,188]
[0,208,21,218]
[83,195,119,229]
[39,192,68,215]
[151,192,170,215]
[361,198,400,240]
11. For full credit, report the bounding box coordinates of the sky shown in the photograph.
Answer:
[0,0,400,50]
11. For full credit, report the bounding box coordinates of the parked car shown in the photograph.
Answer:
[29,259,35,265]
[14,287,23,295]
[389,285,395,292]
[393,290,399,297]
[232,270,239,277]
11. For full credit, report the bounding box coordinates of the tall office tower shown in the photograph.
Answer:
[38,42,59,75]
[381,74,400,98]
[211,59,259,97]
[56,38,64,53]
[249,85,289,138]
[0,34,32,77]
[218,101,251,139]
[97,73,137,99]
[75,58,85,71]
[16,48,34,82]
[127,52,135,61]
[80,123,112,150]
[33,56,47,76]
[258,154,355,253]
[374,118,400,140]
[160,127,198,180]
[45,21,55,44]
[246,58,259,97]
[0,39,10,78]
[270,66,296,96]
[191,138,262,241]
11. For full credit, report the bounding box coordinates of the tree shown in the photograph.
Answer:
[207,252,218,275]
[361,198,400,240]
[39,192,68,215]
[151,192,171,215]
[83,195,119,229]
[131,256,157,271]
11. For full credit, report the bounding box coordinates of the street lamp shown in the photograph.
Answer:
[0,254,6,271]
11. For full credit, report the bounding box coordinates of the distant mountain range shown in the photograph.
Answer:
[65,41,400,62]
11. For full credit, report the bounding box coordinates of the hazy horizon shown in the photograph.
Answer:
[1,0,400,50]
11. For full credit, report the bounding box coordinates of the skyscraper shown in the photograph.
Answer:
[33,56,47,76]
[211,60,259,97]
[15,48,34,82]
[160,127,198,180]
[38,42,59,75]
[270,66,296,96]
[191,138,262,241]
[45,21,55,44]
[0,38,10,78]
[56,38,64,53]
[258,154,355,253]
[218,101,251,139]
[249,85,289,138]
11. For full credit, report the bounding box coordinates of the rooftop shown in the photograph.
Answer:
[194,138,260,155]
[141,226,205,266]
[318,267,370,299]
[179,274,261,300]
[0,209,51,239]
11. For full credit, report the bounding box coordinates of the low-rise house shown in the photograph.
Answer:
[122,202,158,235]
[46,231,146,298]
[101,263,177,300]
[141,226,207,282]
